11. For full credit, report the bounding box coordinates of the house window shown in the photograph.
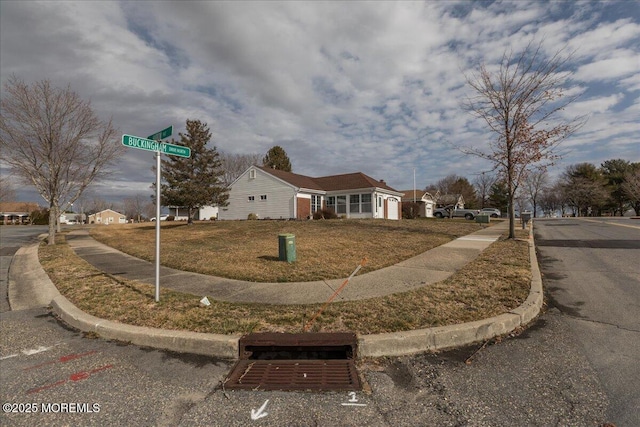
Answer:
[326,196,335,212]
[336,195,347,214]
[249,169,256,179]
[361,194,372,213]
[311,195,321,213]
[260,195,267,201]
[348,194,372,213]
[349,194,360,213]
[248,196,255,202]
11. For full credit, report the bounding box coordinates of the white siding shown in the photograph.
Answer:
[219,167,296,220]
[199,206,219,220]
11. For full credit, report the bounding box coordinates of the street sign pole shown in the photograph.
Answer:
[155,151,161,302]
[121,128,187,302]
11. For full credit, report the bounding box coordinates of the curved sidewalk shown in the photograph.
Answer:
[8,220,543,359]
[64,221,510,304]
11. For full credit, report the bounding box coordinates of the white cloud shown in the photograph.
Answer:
[1,1,639,204]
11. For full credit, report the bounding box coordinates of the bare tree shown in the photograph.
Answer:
[0,76,122,244]
[523,170,549,218]
[622,168,640,215]
[464,41,585,237]
[539,181,564,217]
[219,151,261,186]
[473,172,497,209]
[0,174,17,203]
[123,194,148,222]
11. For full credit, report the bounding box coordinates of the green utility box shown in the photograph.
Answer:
[475,215,490,224]
[278,234,296,263]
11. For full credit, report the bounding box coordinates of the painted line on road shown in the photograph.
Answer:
[581,218,640,230]
[0,344,60,361]
[0,354,19,361]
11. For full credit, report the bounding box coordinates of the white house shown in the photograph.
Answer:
[167,206,219,221]
[400,190,436,218]
[219,166,404,220]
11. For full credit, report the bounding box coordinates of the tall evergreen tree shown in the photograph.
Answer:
[262,145,292,171]
[159,120,228,225]
[488,181,510,214]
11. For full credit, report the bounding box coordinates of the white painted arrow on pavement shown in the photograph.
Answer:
[251,399,269,420]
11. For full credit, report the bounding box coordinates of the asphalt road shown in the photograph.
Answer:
[535,217,640,427]
[0,221,627,426]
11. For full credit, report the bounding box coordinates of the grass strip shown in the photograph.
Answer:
[40,228,530,335]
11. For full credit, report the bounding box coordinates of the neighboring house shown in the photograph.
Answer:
[167,206,219,221]
[88,209,127,225]
[219,165,404,220]
[0,202,40,224]
[400,190,436,218]
[59,212,85,224]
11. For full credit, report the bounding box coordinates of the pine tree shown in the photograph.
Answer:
[159,120,228,225]
[262,145,292,171]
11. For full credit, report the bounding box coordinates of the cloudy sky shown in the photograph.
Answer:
[1,0,639,204]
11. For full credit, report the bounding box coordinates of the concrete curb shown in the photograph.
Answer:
[16,222,542,360]
[51,295,240,359]
[358,225,543,357]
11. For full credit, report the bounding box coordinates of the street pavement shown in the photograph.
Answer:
[0,220,618,425]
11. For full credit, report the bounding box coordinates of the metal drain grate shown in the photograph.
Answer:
[224,332,361,391]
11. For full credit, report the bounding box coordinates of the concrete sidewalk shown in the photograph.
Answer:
[65,221,509,304]
[8,220,543,359]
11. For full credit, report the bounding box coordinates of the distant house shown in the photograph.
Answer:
[0,202,40,224]
[59,212,85,224]
[167,206,219,221]
[219,165,404,220]
[88,209,126,225]
[400,190,436,218]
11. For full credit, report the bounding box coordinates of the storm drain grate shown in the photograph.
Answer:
[224,332,361,391]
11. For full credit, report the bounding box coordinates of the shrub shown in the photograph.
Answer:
[247,213,259,220]
[313,208,338,220]
[402,202,421,219]
[166,215,175,221]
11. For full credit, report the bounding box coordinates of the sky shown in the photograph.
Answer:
[1,0,639,205]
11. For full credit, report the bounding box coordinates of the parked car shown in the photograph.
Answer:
[480,208,502,218]
[150,214,169,221]
[433,205,480,220]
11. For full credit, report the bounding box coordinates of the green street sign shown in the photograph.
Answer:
[147,126,172,141]
[122,134,191,158]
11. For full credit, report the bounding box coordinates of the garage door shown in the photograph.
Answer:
[387,197,399,220]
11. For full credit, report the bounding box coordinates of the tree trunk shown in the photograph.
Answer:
[47,204,57,245]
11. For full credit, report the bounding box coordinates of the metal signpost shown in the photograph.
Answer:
[121,128,190,302]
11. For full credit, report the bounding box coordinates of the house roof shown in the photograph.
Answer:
[255,166,324,191]
[89,209,125,216]
[399,190,423,202]
[0,202,41,214]
[399,190,436,202]
[255,166,400,193]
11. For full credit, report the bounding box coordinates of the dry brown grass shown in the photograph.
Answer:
[40,224,531,335]
[89,219,484,282]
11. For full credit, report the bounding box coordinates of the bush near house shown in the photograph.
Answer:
[313,208,338,220]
